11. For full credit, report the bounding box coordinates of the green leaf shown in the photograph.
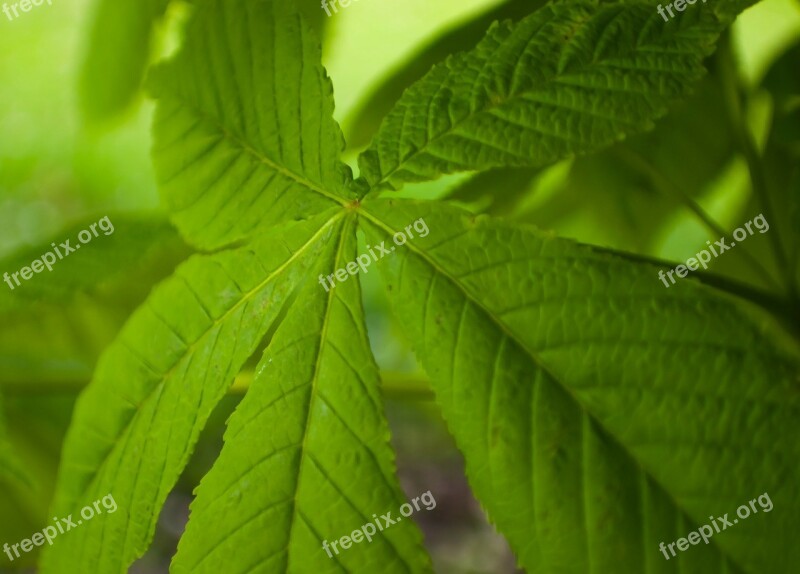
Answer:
[441,167,542,217]
[0,391,37,565]
[358,198,800,573]
[172,215,430,573]
[0,217,189,388]
[441,71,736,250]
[0,215,187,314]
[47,1,797,573]
[344,0,544,148]
[358,0,754,191]
[515,68,735,250]
[80,0,169,123]
[762,41,800,288]
[0,394,76,566]
[40,210,347,573]
[149,0,354,250]
[0,298,137,389]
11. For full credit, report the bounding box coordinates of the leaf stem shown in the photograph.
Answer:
[380,372,436,401]
[0,372,439,401]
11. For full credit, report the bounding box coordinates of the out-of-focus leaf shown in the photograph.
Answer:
[442,167,541,216]
[516,72,736,251]
[0,216,190,386]
[0,394,76,567]
[761,41,800,288]
[0,391,30,490]
[0,298,128,388]
[80,0,170,123]
[715,39,800,295]
[0,216,188,313]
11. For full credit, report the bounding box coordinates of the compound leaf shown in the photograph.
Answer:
[42,3,799,574]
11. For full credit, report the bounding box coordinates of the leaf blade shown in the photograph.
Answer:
[344,0,544,148]
[359,198,800,573]
[172,215,431,573]
[40,209,347,574]
[149,0,353,250]
[359,0,754,191]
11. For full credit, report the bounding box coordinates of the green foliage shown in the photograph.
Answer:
[0,216,185,313]
[79,0,170,123]
[172,215,429,573]
[0,394,76,567]
[0,216,189,385]
[41,211,342,572]
[359,198,799,572]
[7,0,795,572]
[345,0,545,148]
[358,0,755,190]
[148,0,353,250]
[761,42,800,288]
